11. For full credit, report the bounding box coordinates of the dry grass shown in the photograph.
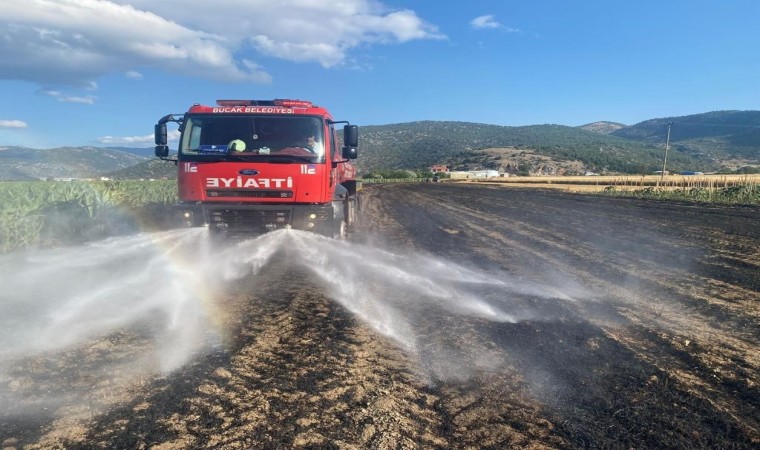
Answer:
[465,174,760,193]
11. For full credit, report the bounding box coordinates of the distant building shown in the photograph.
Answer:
[448,171,471,180]
[448,170,499,179]
[469,170,499,178]
[430,165,449,173]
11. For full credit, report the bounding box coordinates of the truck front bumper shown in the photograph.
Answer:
[175,202,343,236]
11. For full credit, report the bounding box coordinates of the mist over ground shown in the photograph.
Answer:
[0,226,592,418]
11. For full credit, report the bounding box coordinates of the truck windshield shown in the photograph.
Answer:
[179,115,325,162]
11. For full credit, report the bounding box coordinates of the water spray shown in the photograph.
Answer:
[0,227,587,418]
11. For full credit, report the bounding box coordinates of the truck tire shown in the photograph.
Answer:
[334,219,347,239]
[345,196,358,231]
[329,192,349,239]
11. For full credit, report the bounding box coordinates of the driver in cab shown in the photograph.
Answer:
[277,126,318,155]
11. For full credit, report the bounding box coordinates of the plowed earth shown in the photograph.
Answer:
[2,183,759,449]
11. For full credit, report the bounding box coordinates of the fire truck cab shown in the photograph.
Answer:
[155,99,359,238]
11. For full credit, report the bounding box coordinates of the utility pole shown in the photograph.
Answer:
[659,122,673,186]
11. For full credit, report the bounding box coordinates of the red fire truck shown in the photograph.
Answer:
[154,99,359,238]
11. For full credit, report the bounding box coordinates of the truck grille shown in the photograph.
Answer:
[206,189,293,198]
[209,209,291,229]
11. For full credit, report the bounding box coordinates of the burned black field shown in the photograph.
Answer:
[1,183,758,449]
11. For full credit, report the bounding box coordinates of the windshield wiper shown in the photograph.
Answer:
[188,153,253,162]
[264,154,319,163]
[186,155,227,162]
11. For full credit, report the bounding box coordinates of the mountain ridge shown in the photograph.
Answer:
[0,146,148,180]
[1,110,758,180]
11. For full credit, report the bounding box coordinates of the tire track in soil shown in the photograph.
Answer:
[357,183,759,448]
[383,184,760,346]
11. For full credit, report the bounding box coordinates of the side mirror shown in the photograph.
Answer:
[155,123,167,146]
[342,125,358,159]
[155,123,169,157]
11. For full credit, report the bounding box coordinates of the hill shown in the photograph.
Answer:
[106,158,177,179]
[0,146,147,180]
[357,121,702,175]
[612,111,760,169]
[578,121,627,134]
[105,147,157,158]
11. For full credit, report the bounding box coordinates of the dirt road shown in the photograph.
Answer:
[2,183,759,449]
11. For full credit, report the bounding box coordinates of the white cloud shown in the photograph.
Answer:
[60,96,96,104]
[125,70,143,79]
[98,130,180,146]
[0,0,444,87]
[0,120,28,129]
[470,14,519,32]
[128,0,446,68]
[40,89,96,104]
[471,15,501,29]
[0,0,272,86]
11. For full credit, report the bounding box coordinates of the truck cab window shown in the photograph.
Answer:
[180,116,326,161]
[188,122,202,150]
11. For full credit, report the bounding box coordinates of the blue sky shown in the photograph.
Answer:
[0,0,758,148]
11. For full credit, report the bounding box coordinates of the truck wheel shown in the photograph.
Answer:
[354,194,362,229]
[334,220,347,239]
[345,197,357,230]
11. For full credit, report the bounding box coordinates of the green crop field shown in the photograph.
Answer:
[0,180,177,252]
